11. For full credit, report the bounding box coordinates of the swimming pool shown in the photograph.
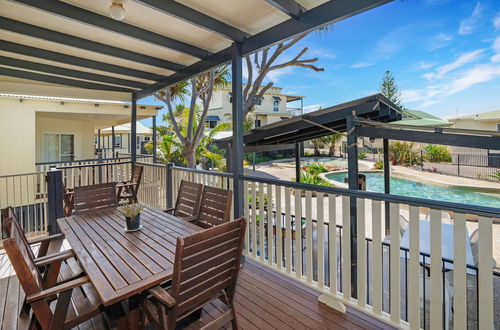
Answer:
[325,172,500,208]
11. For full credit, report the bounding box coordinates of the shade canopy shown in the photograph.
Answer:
[217,93,403,151]
[0,0,392,100]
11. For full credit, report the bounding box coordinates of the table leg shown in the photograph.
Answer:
[128,294,146,330]
[106,303,129,329]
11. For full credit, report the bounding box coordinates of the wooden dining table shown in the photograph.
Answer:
[57,206,202,329]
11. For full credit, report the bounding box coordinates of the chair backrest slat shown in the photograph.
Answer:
[170,217,246,318]
[173,181,203,219]
[74,182,117,214]
[196,186,232,228]
[2,212,36,260]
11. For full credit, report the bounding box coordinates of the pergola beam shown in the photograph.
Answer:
[0,67,135,93]
[265,0,304,19]
[0,56,147,89]
[0,17,185,72]
[0,41,164,82]
[135,0,249,42]
[11,0,210,59]
[357,126,500,150]
[138,0,391,98]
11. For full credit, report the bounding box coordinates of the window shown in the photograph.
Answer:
[43,134,74,162]
[272,96,280,112]
[228,92,232,103]
[255,119,261,128]
[113,135,122,148]
[136,136,141,149]
[144,136,151,141]
[255,96,263,106]
[497,123,500,132]
[209,121,218,128]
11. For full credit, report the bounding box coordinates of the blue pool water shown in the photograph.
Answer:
[325,172,500,208]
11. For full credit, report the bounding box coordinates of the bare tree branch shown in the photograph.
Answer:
[154,90,185,144]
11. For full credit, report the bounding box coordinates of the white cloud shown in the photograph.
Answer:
[416,61,435,70]
[491,37,500,62]
[493,12,500,30]
[458,2,483,35]
[445,64,500,95]
[424,49,485,80]
[434,33,453,42]
[350,62,374,68]
[308,47,336,60]
[303,104,323,113]
[418,100,440,108]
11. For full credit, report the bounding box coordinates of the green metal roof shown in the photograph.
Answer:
[453,110,500,121]
[391,109,450,127]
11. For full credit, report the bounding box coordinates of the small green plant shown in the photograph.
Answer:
[304,163,328,176]
[248,191,269,208]
[304,151,314,157]
[390,142,419,166]
[424,144,452,163]
[374,160,384,169]
[118,203,144,217]
[294,171,332,186]
[490,170,500,181]
[358,152,367,159]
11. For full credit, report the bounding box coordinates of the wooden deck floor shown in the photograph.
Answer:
[0,251,392,330]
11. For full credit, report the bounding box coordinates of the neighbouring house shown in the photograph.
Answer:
[0,94,160,175]
[448,110,500,159]
[96,122,160,157]
[207,85,303,129]
[449,110,500,131]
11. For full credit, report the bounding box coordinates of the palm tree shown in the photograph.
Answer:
[321,134,343,156]
[311,138,324,156]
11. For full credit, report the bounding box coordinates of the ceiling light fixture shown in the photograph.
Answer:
[109,1,126,21]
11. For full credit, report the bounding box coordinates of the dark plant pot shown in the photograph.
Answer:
[126,214,141,231]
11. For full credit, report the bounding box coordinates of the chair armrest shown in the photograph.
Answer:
[183,216,197,223]
[164,207,174,213]
[149,286,176,308]
[26,276,90,303]
[118,182,136,187]
[29,233,65,245]
[34,249,75,267]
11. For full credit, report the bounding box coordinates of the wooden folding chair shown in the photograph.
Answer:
[3,219,105,330]
[192,186,232,228]
[143,217,247,330]
[73,182,117,214]
[117,165,143,204]
[165,180,203,221]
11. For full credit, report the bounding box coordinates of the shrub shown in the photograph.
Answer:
[424,144,452,163]
[390,142,419,166]
[374,160,384,169]
[304,151,314,157]
[358,152,367,159]
[490,170,500,181]
[304,163,328,176]
[295,170,332,186]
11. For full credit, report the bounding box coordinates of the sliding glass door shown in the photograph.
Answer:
[43,133,75,162]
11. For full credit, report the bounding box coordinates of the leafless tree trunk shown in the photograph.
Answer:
[243,33,324,120]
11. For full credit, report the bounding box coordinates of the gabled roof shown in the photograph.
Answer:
[217,93,403,150]
[451,110,500,121]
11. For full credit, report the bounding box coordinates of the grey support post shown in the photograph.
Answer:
[46,168,64,234]
[131,93,137,166]
[346,112,358,299]
[152,115,157,163]
[383,138,390,234]
[295,142,301,183]
[231,42,244,219]
[112,126,115,157]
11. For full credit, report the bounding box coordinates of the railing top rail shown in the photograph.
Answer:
[56,160,131,170]
[35,156,132,166]
[242,174,500,218]
[0,171,46,179]
[172,165,233,178]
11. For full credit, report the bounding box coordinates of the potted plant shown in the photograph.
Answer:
[118,203,144,232]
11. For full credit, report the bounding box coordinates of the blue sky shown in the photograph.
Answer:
[140,0,500,126]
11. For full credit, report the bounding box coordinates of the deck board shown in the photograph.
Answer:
[0,250,393,330]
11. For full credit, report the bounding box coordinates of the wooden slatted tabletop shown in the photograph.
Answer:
[57,206,202,307]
